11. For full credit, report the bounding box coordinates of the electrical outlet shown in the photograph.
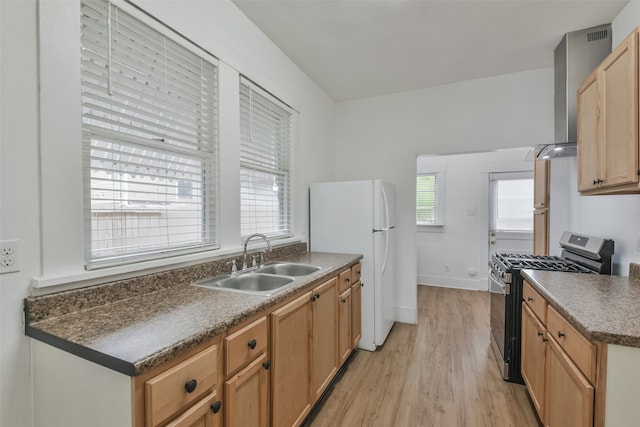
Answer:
[0,240,20,273]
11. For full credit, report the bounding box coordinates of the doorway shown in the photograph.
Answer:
[488,171,534,260]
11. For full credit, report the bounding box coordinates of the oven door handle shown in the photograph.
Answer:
[489,269,510,295]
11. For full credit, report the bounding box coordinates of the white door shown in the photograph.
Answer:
[488,172,534,259]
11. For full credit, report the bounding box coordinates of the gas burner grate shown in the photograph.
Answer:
[493,252,592,273]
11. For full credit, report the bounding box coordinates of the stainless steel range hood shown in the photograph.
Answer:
[532,24,612,160]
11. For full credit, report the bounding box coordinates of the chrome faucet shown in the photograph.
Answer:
[242,233,272,270]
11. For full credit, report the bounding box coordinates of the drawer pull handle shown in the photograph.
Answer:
[311,295,317,302]
[185,379,198,393]
[315,293,321,300]
[263,360,271,370]
[248,339,257,350]
[345,278,350,283]
[542,338,549,343]
[211,401,222,414]
[527,297,533,302]
[537,331,543,337]
[341,298,347,303]
[557,331,566,338]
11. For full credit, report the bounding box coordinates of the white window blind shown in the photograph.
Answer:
[239,77,293,239]
[417,174,441,225]
[80,0,219,268]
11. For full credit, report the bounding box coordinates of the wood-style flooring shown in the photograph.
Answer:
[309,285,539,427]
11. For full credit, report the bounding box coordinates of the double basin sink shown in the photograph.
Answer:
[192,261,323,296]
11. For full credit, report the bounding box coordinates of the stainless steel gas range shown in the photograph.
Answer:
[488,231,614,384]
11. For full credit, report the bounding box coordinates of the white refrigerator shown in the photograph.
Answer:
[310,180,396,351]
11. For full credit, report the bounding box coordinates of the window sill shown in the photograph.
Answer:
[31,235,305,294]
[417,224,445,233]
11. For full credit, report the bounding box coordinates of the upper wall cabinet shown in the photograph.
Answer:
[577,28,639,194]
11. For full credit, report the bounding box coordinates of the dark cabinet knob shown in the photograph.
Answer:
[315,293,321,299]
[345,278,350,283]
[542,338,549,343]
[263,360,271,370]
[211,400,222,414]
[248,339,257,350]
[185,379,198,393]
[593,179,598,185]
[557,331,566,338]
[311,295,317,302]
[537,331,543,337]
[341,298,347,303]
[527,297,533,302]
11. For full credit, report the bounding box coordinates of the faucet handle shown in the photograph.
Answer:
[252,255,258,268]
[227,260,238,275]
[259,251,266,267]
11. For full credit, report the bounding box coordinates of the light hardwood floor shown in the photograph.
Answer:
[309,285,540,427]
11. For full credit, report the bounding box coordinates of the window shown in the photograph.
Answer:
[80,0,219,268]
[239,77,293,239]
[417,173,444,226]
[490,173,534,232]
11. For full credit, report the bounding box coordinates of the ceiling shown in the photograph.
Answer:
[232,0,628,101]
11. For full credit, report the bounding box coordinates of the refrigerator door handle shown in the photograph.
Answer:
[380,185,392,274]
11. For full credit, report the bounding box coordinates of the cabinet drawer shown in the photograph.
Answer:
[165,391,221,427]
[338,269,352,293]
[547,305,596,383]
[351,262,362,285]
[523,281,547,323]
[225,316,268,376]
[145,344,219,427]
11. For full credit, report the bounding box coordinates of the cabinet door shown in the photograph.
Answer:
[312,277,338,400]
[521,304,547,420]
[577,70,601,192]
[165,392,221,427]
[351,281,362,348]
[533,209,549,256]
[545,337,594,427]
[224,353,268,427]
[271,291,313,427]
[338,288,352,365]
[600,30,639,189]
[534,159,550,209]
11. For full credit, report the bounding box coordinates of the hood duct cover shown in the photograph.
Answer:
[532,24,612,160]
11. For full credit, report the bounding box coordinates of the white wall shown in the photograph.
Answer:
[0,1,336,426]
[416,148,533,291]
[334,68,554,322]
[0,2,41,426]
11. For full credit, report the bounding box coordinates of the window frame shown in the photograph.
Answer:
[238,76,293,240]
[80,0,220,269]
[416,172,445,228]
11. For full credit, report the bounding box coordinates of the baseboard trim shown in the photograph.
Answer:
[417,274,488,291]
[395,305,417,324]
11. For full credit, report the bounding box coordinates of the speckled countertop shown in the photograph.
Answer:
[25,250,362,376]
[521,269,640,347]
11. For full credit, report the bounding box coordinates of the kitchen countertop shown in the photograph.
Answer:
[25,251,362,376]
[521,269,640,348]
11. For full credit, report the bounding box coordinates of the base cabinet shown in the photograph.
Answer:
[271,291,314,427]
[521,304,547,420]
[312,278,339,400]
[521,281,597,427]
[545,337,594,427]
[166,392,222,427]
[224,354,269,427]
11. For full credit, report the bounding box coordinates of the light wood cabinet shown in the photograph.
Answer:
[338,288,352,365]
[351,281,362,348]
[311,278,338,400]
[545,337,594,427]
[165,392,222,427]
[271,291,313,427]
[522,304,547,420]
[224,354,269,427]
[144,343,221,427]
[224,316,269,427]
[578,29,639,194]
[522,280,599,427]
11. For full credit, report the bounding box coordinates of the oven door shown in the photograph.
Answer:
[489,269,509,379]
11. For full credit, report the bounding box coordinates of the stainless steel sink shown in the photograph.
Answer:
[192,273,294,296]
[253,262,321,276]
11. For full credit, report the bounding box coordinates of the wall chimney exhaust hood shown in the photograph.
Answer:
[531,24,612,160]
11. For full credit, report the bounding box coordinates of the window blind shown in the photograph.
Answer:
[239,77,293,239]
[417,174,438,225]
[81,0,219,267]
